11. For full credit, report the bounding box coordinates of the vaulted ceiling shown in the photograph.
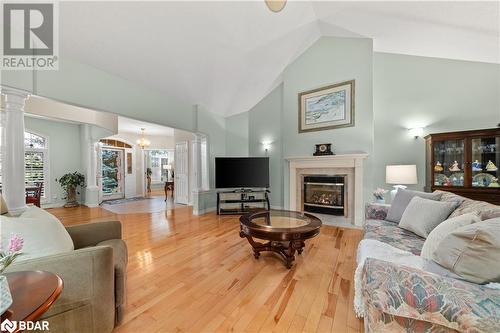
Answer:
[60,1,499,116]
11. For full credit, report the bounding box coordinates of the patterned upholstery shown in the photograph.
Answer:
[361,192,500,332]
[365,203,390,220]
[362,258,500,333]
[364,219,424,255]
[435,190,500,219]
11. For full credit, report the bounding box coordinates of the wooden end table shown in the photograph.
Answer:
[240,210,322,268]
[164,181,174,201]
[1,271,63,332]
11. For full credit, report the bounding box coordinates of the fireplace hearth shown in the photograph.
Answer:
[303,175,346,216]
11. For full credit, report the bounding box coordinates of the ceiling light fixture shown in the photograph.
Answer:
[265,0,286,13]
[137,128,151,149]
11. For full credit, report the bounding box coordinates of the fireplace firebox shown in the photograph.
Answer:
[302,175,346,216]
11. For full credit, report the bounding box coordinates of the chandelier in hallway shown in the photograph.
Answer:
[137,128,151,149]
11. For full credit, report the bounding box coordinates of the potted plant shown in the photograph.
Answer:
[57,171,85,208]
[0,234,23,316]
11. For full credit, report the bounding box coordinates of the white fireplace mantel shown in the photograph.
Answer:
[286,153,368,226]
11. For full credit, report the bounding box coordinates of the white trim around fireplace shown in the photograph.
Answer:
[286,153,368,227]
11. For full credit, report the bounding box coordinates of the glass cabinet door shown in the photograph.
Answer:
[433,139,465,187]
[471,136,499,188]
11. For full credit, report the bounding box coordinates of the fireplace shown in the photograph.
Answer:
[287,154,368,226]
[303,175,346,216]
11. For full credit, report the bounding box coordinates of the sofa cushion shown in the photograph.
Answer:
[435,190,499,219]
[0,195,8,215]
[364,219,424,255]
[97,239,128,313]
[421,213,480,260]
[399,197,458,238]
[0,206,74,261]
[432,218,500,284]
[386,189,442,223]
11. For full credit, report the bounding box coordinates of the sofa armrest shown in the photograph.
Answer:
[66,220,122,249]
[362,258,500,332]
[6,246,116,333]
[365,203,390,220]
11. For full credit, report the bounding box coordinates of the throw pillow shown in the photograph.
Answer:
[386,189,442,223]
[0,195,8,215]
[399,197,458,238]
[432,218,500,284]
[421,213,480,260]
[0,206,74,262]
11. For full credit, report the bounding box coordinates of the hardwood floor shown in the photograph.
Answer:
[48,204,364,333]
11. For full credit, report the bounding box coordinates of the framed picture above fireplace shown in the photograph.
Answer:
[298,80,355,133]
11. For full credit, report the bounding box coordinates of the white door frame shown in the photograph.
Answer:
[175,141,189,205]
[101,147,125,200]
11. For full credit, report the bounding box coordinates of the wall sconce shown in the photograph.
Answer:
[408,127,424,139]
[262,141,272,153]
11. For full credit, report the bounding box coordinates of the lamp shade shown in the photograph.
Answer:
[386,165,418,185]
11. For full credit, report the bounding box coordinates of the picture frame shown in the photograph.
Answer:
[298,79,355,133]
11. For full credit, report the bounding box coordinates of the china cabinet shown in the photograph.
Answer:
[425,128,500,204]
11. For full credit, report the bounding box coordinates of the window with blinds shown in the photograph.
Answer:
[0,131,49,199]
[24,132,49,199]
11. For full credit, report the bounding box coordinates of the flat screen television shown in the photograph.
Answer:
[215,157,269,189]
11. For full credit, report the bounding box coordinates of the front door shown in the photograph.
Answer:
[175,141,189,205]
[101,148,125,200]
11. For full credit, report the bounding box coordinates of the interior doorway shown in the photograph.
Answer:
[143,149,174,197]
[101,148,125,200]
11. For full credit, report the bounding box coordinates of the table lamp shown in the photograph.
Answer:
[386,165,418,199]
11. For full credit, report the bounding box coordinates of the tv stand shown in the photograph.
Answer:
[217,189,270,215]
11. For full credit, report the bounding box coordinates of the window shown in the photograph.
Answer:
[0,130,50,201]
[25,132,49,200]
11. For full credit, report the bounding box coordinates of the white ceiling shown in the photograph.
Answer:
[60,1,500,117]
[118,116,174,136]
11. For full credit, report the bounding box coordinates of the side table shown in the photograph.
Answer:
[1,271,63,332]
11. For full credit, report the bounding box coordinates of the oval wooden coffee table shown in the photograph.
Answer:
[1,271,63,332]
[239,210,322,268]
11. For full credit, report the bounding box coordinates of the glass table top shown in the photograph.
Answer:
[250,211,311,228]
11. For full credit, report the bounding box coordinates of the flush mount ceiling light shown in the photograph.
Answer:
[265,0,286,13]
[137,128,151,149]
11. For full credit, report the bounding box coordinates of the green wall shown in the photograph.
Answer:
[225,112,249,156]
[248,84,283,207]
[239,38,499,208]
[240,37,375,208]
[373,52,500,193]
[24,117,83,207]
[282,37,374,206]
[3,58,196,132]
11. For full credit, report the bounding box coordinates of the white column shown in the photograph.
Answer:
[81,124,100,207]
[191,134,202,191]
[1,88,30,215]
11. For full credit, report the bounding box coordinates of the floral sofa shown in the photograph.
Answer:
[361,191,500,332]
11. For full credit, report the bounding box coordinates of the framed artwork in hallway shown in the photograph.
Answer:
[298,79,355,133]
